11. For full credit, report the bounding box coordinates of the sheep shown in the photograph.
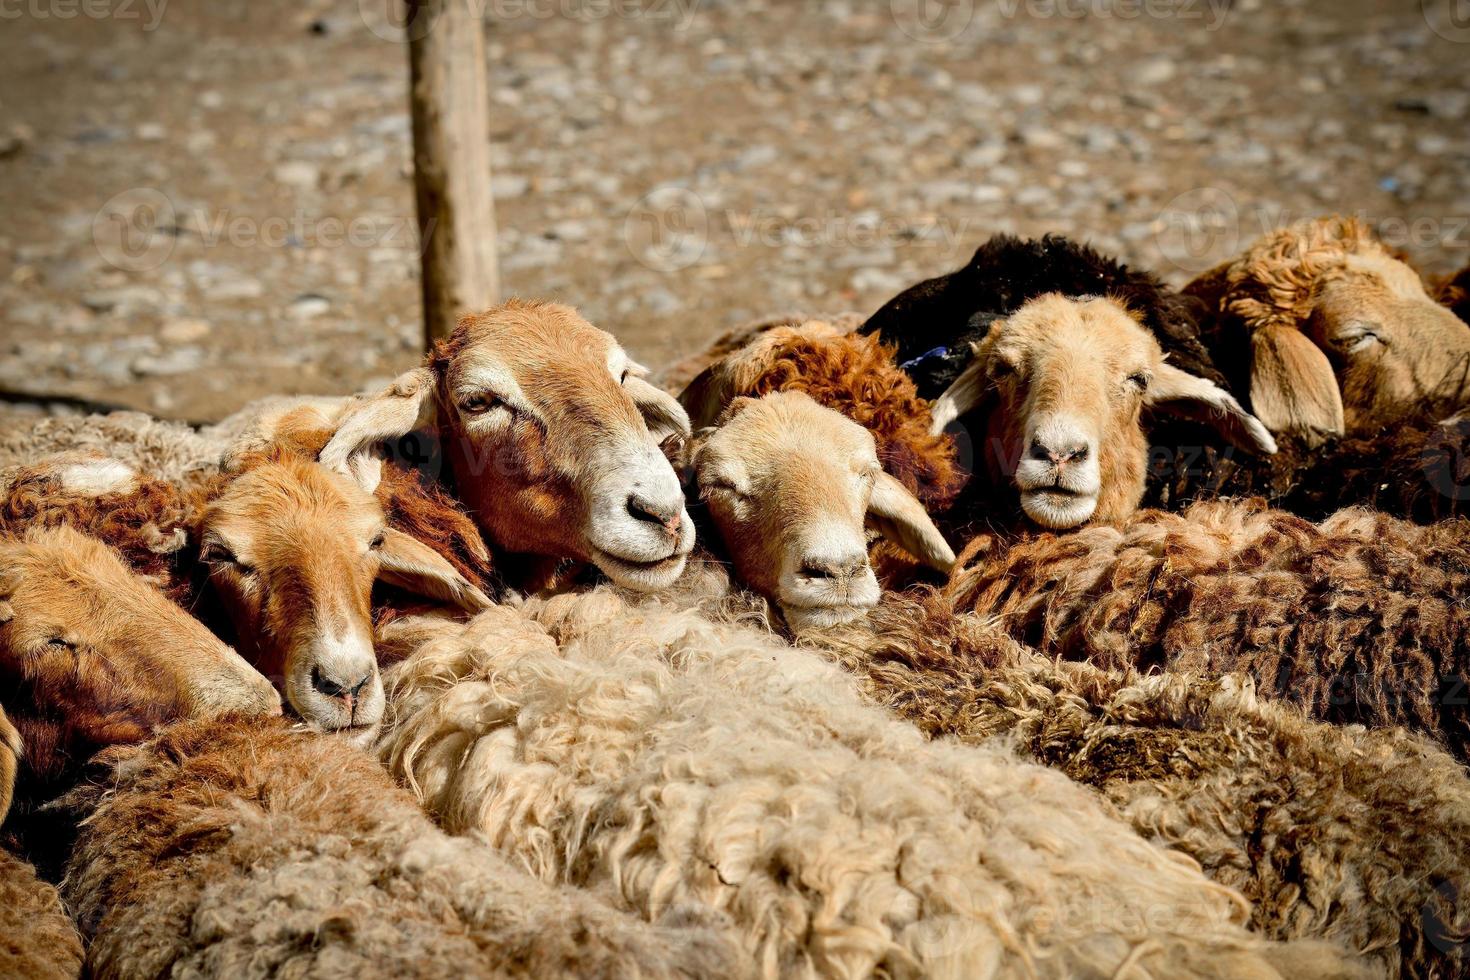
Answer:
[0,410,225,485]
[0,525,280,832]
[60,715,745,980]
[0,848,83,980]
[687,391,955,630]
[806,593,1470,980]
[1186,216,1470,445]
[0,450,488,736]
[319,299,697,594]
[656,311,865,394]
[679,319,966,512]
[941,497,1470,759]
[376,587,1372,979]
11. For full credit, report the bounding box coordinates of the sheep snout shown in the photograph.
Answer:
[585,454,694,590]
[778,526,881,631]
[1014,414,1102,528]
[284,629,385,732]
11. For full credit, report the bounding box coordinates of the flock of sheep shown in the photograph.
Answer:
[1,214,1469,979]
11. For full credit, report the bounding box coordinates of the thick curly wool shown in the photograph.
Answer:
[378,590,1367,979]
[681,323,963,510]
[657,311,865,393]
[0,849,83,980]
[947,500,1470,757]
[0,411,225,484]
[62,716,743,980]
[1142,409,1470,522]
[810,594,1470,979]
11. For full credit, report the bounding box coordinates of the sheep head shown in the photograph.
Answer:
[0,525,280,810]
[322,300,695,592]
[693,392,955,632]
[203,450,488,738]
[1194,216,1470,443]
[931,294,1276,530]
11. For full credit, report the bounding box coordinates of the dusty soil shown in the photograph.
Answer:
[1,0,1467,423]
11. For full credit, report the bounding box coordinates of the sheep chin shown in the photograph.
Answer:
[1020,489,1098,530]
[782,603,872,633]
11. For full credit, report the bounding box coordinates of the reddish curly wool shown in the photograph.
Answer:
[946,500,1470,757]
[806,592,1470,980]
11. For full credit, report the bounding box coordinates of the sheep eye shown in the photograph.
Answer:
[369,532,387,551]
[459,393,504,416]
[1334,328,1381,354]
[619,369,630,384]
[203,543,253,576]
[1127,372,1150,391]
[703,479,749,502]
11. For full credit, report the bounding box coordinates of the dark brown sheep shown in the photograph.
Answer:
[0,848,83,980]
[808,592,1470,980]
[944,499,1470,759]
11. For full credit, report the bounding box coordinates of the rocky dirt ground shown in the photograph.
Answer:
[1,0,1467,423]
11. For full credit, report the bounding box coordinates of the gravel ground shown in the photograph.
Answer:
[1,0,1467,423]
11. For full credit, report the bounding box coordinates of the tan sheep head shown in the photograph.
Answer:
[1200,217,1470,444]
[202,450,488,739]
[0,526,280,808]
[321,300,696,592]
[931,294,1276,530]
[693,392,955,632]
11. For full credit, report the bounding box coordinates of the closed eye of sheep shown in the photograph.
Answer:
[320,299,697,593]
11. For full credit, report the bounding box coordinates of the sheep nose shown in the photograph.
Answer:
[312,666,373,710]
[799,554,869,583]
[627,492,683,537]
[1029,437,1089,468]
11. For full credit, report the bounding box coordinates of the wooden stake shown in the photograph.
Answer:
[407,0,500,348]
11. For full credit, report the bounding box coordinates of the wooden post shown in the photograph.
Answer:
[407,0,500,349]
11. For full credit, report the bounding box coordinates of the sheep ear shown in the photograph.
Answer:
[678,363,737,432]
[320,368,440,494]
[0,708,20,826]
[376,529,491,614]
[866,472,956,573]
[1247,325,1344,446]
[1147,362,1279,456]
[928,344,988,436]
[625,370,691,444]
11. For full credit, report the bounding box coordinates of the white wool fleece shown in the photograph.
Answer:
[378,591,1368,980]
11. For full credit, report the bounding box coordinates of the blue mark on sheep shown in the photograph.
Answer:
[900,347,950,371]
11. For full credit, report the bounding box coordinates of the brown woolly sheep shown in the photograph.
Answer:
[1,526,279,828]
[1186,216,1470,445]
[320,300,697,593]
[377,584,1373,980]
[688,391,955,630]
[807,594,1470,979]
[944,498,1470,759]
[61,716,745,980]
[680,319,966,511]
[0,848,83,980]
[0,451,488,736]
